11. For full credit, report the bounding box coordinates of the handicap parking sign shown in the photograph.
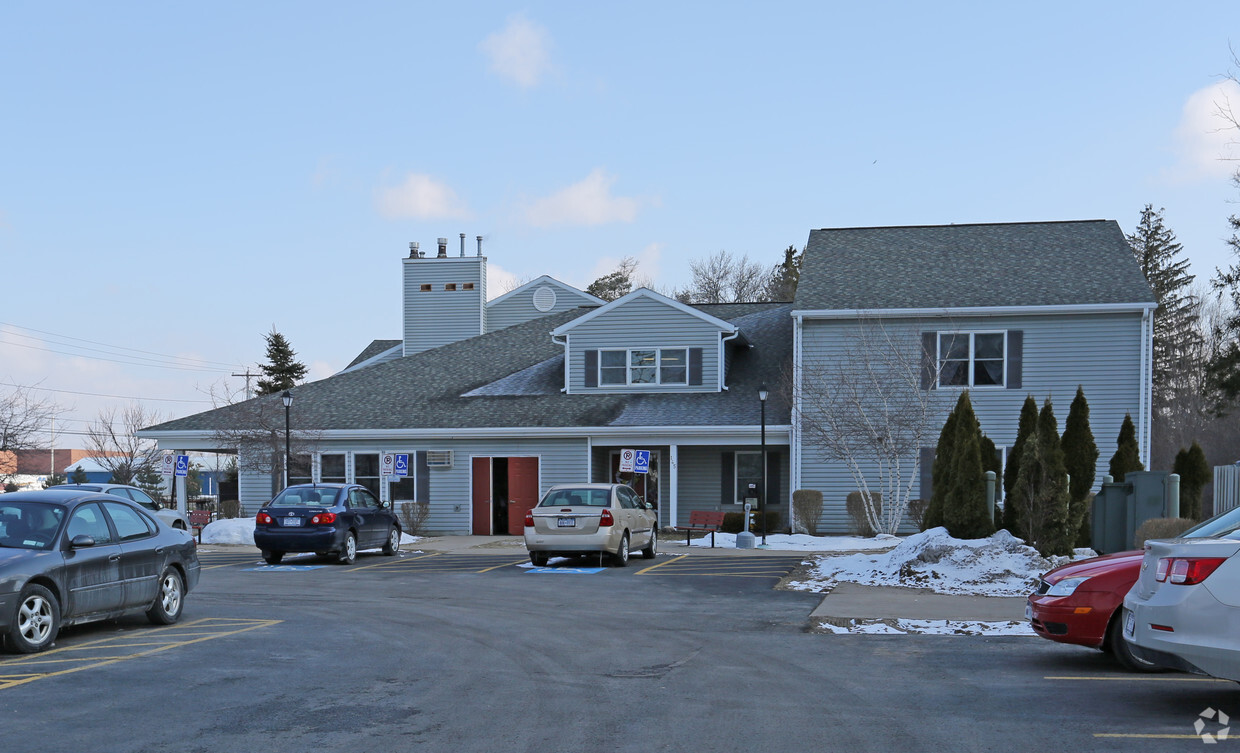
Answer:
[394,454,409,477]
[633,450,650,474]
[174,454,190,478]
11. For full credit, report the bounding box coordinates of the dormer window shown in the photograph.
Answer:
[599,348,689,386]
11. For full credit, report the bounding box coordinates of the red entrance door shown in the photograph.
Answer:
[471,457,491,535]
[506,457,539,536]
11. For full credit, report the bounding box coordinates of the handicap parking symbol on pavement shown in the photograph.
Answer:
[243,565,326,572]
[526,567,606,574]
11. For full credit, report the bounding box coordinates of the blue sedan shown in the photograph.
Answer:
[254,484,402,565]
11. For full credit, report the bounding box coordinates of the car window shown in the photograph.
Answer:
[67,503,115,545]
[270,488,336,507]
[1181,505,1240,539]
[617,488,637,509]
[129,488,158,506]
[349,489,377,509]
[103,501,155,541]
[0,502,65,550]
[540,489,610,507]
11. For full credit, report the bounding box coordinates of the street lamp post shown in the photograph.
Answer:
[759,383,768,546]
[281,390,293,490]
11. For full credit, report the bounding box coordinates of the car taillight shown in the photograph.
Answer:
[310,512,337,525]
[1163,557,1227,585]
[524,511,534,527]
[599,509,614,526]
[1155,558,1170,582]
[256,512,273,525]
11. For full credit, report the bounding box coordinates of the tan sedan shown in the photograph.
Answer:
[523,483,657,567]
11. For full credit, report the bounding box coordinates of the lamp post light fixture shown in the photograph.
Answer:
[758,382,768,546]
[281,390,293,490]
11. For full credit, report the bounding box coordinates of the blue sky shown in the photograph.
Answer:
[2,2,1239,448]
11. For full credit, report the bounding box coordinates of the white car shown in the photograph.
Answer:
[56,484,191,532]
[1122,522,1240,682]
[523,483,657,567]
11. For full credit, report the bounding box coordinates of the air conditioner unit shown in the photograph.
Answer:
[426,450,453,468]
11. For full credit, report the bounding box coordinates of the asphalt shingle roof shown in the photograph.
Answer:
[794,220,1156,311]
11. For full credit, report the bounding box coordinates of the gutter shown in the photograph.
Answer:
[792,302,1157,320]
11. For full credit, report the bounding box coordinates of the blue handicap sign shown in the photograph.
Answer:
[633,450,650,474]
[526,567,606,574]
[394,454,409,476]
[174,454,190,477]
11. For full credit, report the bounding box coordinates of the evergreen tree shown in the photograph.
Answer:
[1109,413,1144,481]
[70,465,88,484]
[1060,386,1098,545]
[1127,206,1201,420]
[1173,441,1210,520]
[1012,400,1072,555]
[585,256,638,302]
[42,473,65,488]
[255,328,309,396]
[765,245,803,301]
[941,392,993,539]
[1003,395,1039,534]
[134,463,167,502]
[921,406,959,530]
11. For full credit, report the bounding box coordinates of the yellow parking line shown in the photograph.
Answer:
[1045,675,1229,683]
[1094,734,1213,739]
[345,551,443,572]
[635,555,688,574]
[478,558,528,573]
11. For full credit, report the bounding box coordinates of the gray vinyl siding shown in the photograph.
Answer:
[567,296,724,392]
[487,281,597,332]
[402,256,487,355]
[797,312,1147,533]
[675,446,790,527]
[239,469,274,516]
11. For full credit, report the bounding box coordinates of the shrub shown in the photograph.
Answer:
[792,489,823,534]
[220,499,241,519]
[905,498,929,530]
[721,510,780,534]
[1133,517,1197,549]
[845,491,879,537]
[400,501,431,535]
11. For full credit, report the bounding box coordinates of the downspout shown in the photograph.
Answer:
[1140,306,1153,468]
[552,333,569,393]
[791,313,803,531]
[720,329,740,390]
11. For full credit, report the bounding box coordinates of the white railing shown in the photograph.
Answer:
[1215,465,1240,515]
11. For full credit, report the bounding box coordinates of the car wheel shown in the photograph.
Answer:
[641,530,657,559]
[6,584,59,654]
[613,533,630,567]
[147,568,185,625]
[382,526,401,556]
[337,532,357,565]
[1107,613,1160,672]
[530,552,549,567]
[262,551,284,565]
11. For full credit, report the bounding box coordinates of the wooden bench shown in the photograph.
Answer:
[188,510,213,543]
[674,510,727,547]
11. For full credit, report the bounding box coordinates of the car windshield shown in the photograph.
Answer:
[1180,505,1240,540]
[269,488,340,507]
[0,502,66,550]
[540,489,610,507]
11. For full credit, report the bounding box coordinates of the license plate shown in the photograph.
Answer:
[281,518,303,527]
[1123,610,1135,638]
[557,517,575,528]
[1025,602,1033,621]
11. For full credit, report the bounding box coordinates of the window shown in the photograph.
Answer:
[289,454,312,486]
[321,454,346,484]
[67,503,114,544]
[420,284,432,292]
[463,283,475,291]
[354,453,381,497]
[103,501,155,541]
[597,348,690,386]
[445,283,457,291]
[735,452,763,504]
[938,332,1005,388]
[349,488,379,509]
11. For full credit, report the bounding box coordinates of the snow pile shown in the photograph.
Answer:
[820,618,1033,636]
[199,517,421,548]
[789,527,1094,597]
[689,532,900,552]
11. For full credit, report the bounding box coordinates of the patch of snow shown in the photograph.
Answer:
[199,517,420,548]
[821,618,1035,636]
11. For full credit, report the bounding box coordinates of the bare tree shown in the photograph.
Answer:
[0,384,59,483]
[794,318,946,534]
[206,395,322,488]
[85,404,167,485]
[684,251,773,303]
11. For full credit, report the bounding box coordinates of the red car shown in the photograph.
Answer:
[1028,505,1240,670]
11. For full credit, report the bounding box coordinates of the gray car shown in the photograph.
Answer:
[523,483,657,567]
[0,488,201,653]
[56,483,190,532]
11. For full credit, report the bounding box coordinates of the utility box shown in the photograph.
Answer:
[1091,471,1175,554]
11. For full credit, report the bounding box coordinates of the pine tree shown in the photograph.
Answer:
[70,465,88,484]
[765,245,803,301]
[585,257,638,301]
[134,463,167,502]
[1060,386,1098,545]
[1013,400,1071,555]
[1173,441,1210,520]
[1109,413,1144,481]
[941,392,993,539]
[1003,395,1039,534]
[255,328,309,396]
[922,406,960,530]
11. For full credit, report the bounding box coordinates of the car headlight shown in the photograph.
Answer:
[1046,576,1090,597]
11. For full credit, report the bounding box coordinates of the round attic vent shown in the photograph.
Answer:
[533,285,557,312]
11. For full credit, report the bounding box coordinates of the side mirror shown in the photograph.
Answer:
[71,534,96,548]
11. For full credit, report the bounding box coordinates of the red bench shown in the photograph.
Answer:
[188,510,213,543]
[674,510,727,547]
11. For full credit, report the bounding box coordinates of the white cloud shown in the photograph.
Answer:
[485,262,521,300]
[479,14,553,89]
[523,169,649,228]
[1172,79,1240,180]
[585,243,663,289]
[376,173,472,220]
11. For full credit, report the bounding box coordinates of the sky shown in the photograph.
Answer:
[2,2,1240,449]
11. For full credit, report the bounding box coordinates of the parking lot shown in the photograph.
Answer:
[1,547,1236,751]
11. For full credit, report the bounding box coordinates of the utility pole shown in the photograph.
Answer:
[232,370,258,400]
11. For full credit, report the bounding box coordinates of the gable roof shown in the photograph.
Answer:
[343,340,401,370]
[794,220,1156,312]
[485,274,605,309]
[550,287,738,337]
[142,302,792,436]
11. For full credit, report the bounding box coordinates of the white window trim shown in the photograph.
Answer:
[597,347,690,387]
[936,330,1007,389]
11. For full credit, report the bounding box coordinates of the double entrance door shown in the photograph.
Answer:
[471,457,539,535]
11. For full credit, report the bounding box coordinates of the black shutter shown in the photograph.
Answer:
[416,451,430,503]
[720,452,734,507]
[919,447,935,502]
[584,350,598,388]
[920,332,937,390]
[689,348,703,386]
[1007,331,1023,390]
[766,450,781,510]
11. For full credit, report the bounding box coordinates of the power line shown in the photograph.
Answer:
[0,381,214,403]
[0,336,229,373]
[0,320,244,370]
